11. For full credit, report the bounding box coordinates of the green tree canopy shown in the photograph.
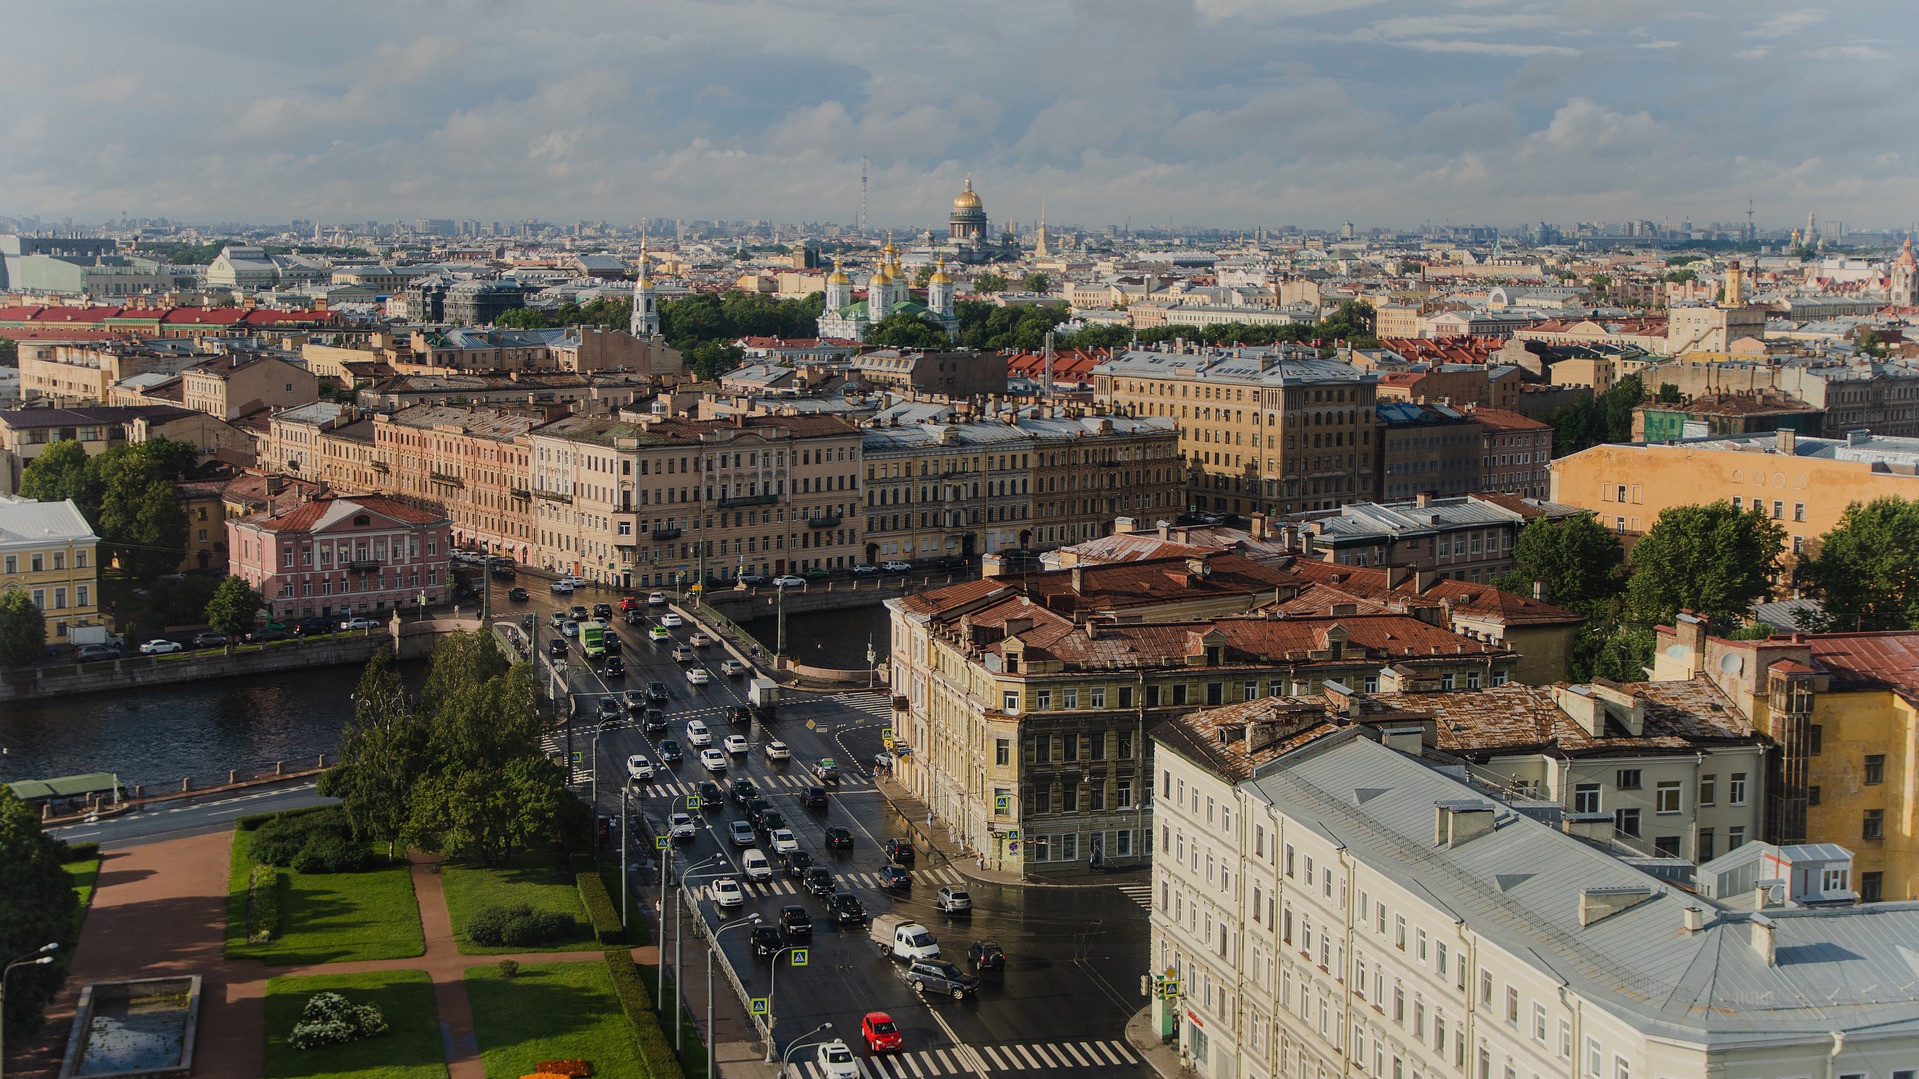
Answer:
[1494,514,1625,615]
[1022,272,1051,294]
[1545,375,1645,456]
[203,575,264,640]
[318,648,429,858]
[1624,502,1787,630]
[0,588,46,668]
[972,272,1009,295]
[866,313,953,350]
[0,786,79,1041]
[16,440,96,511]
[1796,497,1919,631]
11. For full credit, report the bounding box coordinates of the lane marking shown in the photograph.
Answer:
[979,1045,1008,1070]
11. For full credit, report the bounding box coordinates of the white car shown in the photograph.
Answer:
[763,739,791,761]
[816,1040,859,1079]
[719,658,747,676]
[881,561,912,572]
[660,613,684,627]
[772,575,805,588]
[723,734,749,756]
[668,812,696,840]
[340,617,380,630]
[699,747,729,772]
[769,828,800,855]
[685,720,713,746]
[625,754,654,781]
[647,591,668,606]
[648,625,670,642]
[549,580,575,594]
[688,632,712,647]
[561,575,588,587]
[708,877,745,909]
[139,639,183,655]
[686,668,711,686]
[741,849,774,882]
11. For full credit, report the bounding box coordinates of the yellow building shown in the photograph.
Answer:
[0,496,103,644]
[1655,616,1919,901]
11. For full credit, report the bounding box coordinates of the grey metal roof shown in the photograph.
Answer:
[1093,347,1374,387]
[1245,736,1919,1045]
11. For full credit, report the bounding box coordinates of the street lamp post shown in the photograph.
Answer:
[2,943,59,1079]
[776,1021,835,1079]
[673,855,728,1053]
[706,916,761,1079]
[776,582,786,658]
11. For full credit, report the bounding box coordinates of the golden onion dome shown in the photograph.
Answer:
[952,178,983,210]
[869,266,893,285]
[927,258,951,285]
[827,258,850,284]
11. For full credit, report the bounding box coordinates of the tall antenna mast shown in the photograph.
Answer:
[1746,199,1755,243]
[859,157,869,236]
[1043,329,1055,394]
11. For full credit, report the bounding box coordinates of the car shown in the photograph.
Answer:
[191,631,228,648]
[799,786,828,810]
[686,667,710,685]
[671,644,696,662]
[697,781,726,810]
[625,755,654,781]
[648,625,671,642]
[592,603,613,620]
[722,734,749,756]
[728,820,757,847]
[802,567,830,581]
[549,580,575,594]
[873,751,896,770]
[295,617,334,637]
[603,633,622,654]
[881,561,912,572]
[718,658,748,676]
[742,796,773,822]
[507,587,530,602]
[729,779,760,804]
[968,939,1006,971]
[738,572,767,586]
[548,637,568,657]
[753,810,786,837]
[75,642,124,661]
[763,739,791,761]
[815,1040,859,1079]
[660,612,684,628]
[550,610,570,627]
[667,812,696,841]
[570,605,589,620]
[804,867,836,897]
[751,924,785,957]
[708,877,745,909]
[622,689,647,711]
[619,596,638,612]
[492,564,517,580]
[783,849,815,878]
[657,739,684,765]
[904,960,978,1000]
[824,826,853,851]
[769,828,800,855]
[935,886,973,914]
[699,748,728,772]
[596,697,621,723]
[520,613,537,631]
[562,575,588,588]
[934,555,968,571]
[646,681,670,702]
[246,626,291,644]
[879,864,912,891]
[642,708,667,732]
[772,575,805,588]
[741,849,774,882]
[684,720,713,746]
[829,892,866,926]
[139,639,183,655]
[817,758,841,784]
[603,655,625,678]
[625,609,647,626]
[561,620,579,637]
[861,1011,902,1053]
[688,632,712,647]
[648,591,668,606]
[852,563,880,576]
[778,905,813,940]
[883,839,916,864]
[727,704,753,724]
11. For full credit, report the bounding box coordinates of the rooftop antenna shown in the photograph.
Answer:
[1043,329,1055,395]
[1746,199,1756,243]
[859,157,869,237]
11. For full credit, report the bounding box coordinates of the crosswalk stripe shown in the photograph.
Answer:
[801,1063,821,1079]
[1108,1040,1138,1064]
[871,1057,896,1079]
[1089,1042,1121,1065]
[1014,1045,1041,1068]
[938,1049,961,1073]
[1073,1042,1101,1066]
[979,1046,1007,1070]
[855,1061,878,1079]
[902,1053,925,1078]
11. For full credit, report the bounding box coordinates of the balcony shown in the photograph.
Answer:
[651,527,683,541]
[718,493,777,509]
[371,460,389,473]
[509,487,530,500]
[428,471,465,489]
[345,559,381,571]
[806,515,842,529]
[533,489,572,504]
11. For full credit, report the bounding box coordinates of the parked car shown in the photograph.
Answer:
[244,627,290,644]
[879,864,912,891]
[549,580,575,594]
[778,905,813,940]
[75,643,123,661]
[804,867,836,897]
[139,639,183,655]
[708,877,745,909]
[772,575,805,588]
[935,886,973,914]
[799,786,829,810]
[295,617,333,637]
[728,820,757,848]
[625,755,654,781]
[667,812,696,841]
[657,739,684,765]
[751,924,785,957]
[861,1011,902,1053]
[802,567,830,581]
[763,739,791,761]
[881,561,912,572]
[968,939,1006,971]
[191,631,228,649]
[699,747,728,772]
[507,587,530,602]
[883,839,916,864]
[815,1040,859,1079]
[723,734,748,756]
[904,960,978,1000]
[685,720,713,746]
[741,849,774,882]
[852,563,880,576]
[685,667,710,685]
[824,826,854,851]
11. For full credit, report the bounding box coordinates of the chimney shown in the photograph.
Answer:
[1577,886,1655,927]
[1776,428,1796,455]
[1386,565,1412,589]
[1381,725,1424,754]
[1415,491,1433,507]
[1674,612,1708,675]
[1682,907,1704,934]
[1070,565,1085,594]
[1434,800,1497,847]
[1249,511,1269,541]
[1750,914,1776,965]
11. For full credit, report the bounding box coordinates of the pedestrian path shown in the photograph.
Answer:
[739,864,965,896]
[640,773,868,796]
[1113,882,1153,910]
[832,691,896,721]
[789,1039,1139,1079]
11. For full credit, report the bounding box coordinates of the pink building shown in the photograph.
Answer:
[228,494,452,622]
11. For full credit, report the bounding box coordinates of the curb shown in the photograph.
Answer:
[867,775,1139,892]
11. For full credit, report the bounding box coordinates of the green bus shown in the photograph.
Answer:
[581,620,609,660]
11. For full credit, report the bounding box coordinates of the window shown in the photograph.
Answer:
[1558,1020,1572,1060]
[1865,754,1886,785]
[1614,808,1641,838]
[1809,725,1822,754]
[995,739,1009,766]
[1698,774,1715,806]
[1698,829,1714,861]
[1573,784,1601,814]
[1505,986,1519,1023]
[1003,691,1020,713]
[1808,785,1821,806]
[1035,690,1052,710]
[1480,971,1493,1008]
[1728,825,1745,850]
[1395,915,1406,950]
[1727,772,1747,806]
[1090,687,1106,708]
[1417,928,1427,960]
[1794,503,1805,522]
[1615,769,1642,790]
[1436,942,1448,976]
[1532,1004,1547,1042]
[1655,781,1681,814]
[1861,871,1884,902]
[1864,809,1885,840]
[1654,836,1681,856]
[1821,868,1849,893]
[1585,1039,1602,1079]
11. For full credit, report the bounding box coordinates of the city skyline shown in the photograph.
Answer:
[7,1,1917,230]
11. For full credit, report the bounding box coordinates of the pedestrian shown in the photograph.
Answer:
[925,810,933,828]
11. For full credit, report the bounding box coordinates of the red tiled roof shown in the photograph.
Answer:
[1468,407,1550,432]
[31,306,124,323]
[0,327,133,342]
[1807,632,1919,699]
[249,493,447,533]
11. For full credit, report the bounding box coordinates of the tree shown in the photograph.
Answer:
[1656,383,1683,404]
[1022,272,1051,294]
[203,575,264,640]
[493,307,558,330]
[913,264,935,288]
[16,440,95,511]
[865,313,952,350]
[972,273,1008,295]
[1624,502,1787,630]
[683,340,744,381]
[1495,515,1625,615]
[320,649,428,858]
[0,588,46,668]
[0,786,78,1043]
[404,755,565,867]
[1796,497,1919,631]
[0,337,19,368]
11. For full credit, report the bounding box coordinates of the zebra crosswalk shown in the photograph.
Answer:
[640,772,866,797]
[788,1039,1138,1079]
[740,864,965,896]
[833,691,896,721]
[1112,882,1152,910]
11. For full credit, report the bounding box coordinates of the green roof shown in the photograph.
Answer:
[5,772,122,801]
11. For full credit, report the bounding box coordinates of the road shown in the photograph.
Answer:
[527,587,1152,1079]
[49,781,334,850]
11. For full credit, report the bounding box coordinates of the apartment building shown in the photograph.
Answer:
[1638,358,1919,439]
[1470,408,1552,499]
[373,405,543,561]
[180,353,318,420]
[0,404,243,495]
[17,339,208,404]
[886,551,1518,874]
[404,327,681,377]
[1374,401,1482,502]
[228,494,451,622]
[1283,493,1585,584]
[1150,722,1919,1079]
[528,413,863,588]
[264,402,381,493]
[0,496,102,643]
[1093,345,1379,517]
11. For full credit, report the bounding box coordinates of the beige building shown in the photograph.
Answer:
[18,340,209,405]
[264,402,382,494]
[180,353,319,420]
[0,495,103,644]
[374,405,543,560]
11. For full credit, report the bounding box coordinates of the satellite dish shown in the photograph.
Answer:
[1719,653,1743,676]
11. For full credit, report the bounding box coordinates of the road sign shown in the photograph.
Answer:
[571,752,582,764]
[654,836,669,850]
[994,795,1010,812]
[685,795,700,810]
[1162,978,1180,999]
[1007,841,1019,852]
[791,949,809,967]
[750,997,768,1015]
[881,727,893,740]
[1005,828,1019,841]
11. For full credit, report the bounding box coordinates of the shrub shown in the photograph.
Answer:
[290,831,372,874]
[497,959,520,979]
[606,951,683,1079]
[466,903,576,948]
[237,802,338,832]
[58,840,101,862]
[576,871,624,945]
[248,867,285,944]
[251,807,369,873]
[535,1060,593,1077]
[287,991,388,1050]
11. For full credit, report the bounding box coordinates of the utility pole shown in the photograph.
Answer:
[776,583,787,658]
[859,157,869,237]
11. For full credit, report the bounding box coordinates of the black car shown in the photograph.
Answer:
[727,705,752,724]
[729,779,760,805]
[596,697,621,724]
[778,905,813,940]
[824,826,854,851]
[658,739,684,765]
[753,810,786,837]
[625,609,646,625]
[245,626,291,643]
[643,708,668,732]
[646,681,670,702]
[604,655,625,678]
[968,939,1006,971]
[879,864,911,891]
[784,850,815,879]
[883,838,915,864]
[570,605,589,620]
[549,637,568,657]
[751,924,785,957]
[593,603,613,620]
[492,565,518,580]
[803,867,836,897]
[295,617,334,637]
[799,786,829,811]
[933,555,969,571]
[507,587,530,602]
[905,960,978,1000]
[604,633,622,654]
[697,781,726,811]
[829,892,866,926]
[743,798,773,825]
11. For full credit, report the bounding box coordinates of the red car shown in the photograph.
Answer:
[619,596,638,612]
[861,1011,901,1053]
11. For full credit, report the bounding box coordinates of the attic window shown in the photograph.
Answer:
[353,514,370,526]
[1206,646,1222,666]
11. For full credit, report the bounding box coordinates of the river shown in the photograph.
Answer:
[739,603,892,670]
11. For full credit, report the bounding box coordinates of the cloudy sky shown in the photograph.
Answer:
[6,0,1915,231]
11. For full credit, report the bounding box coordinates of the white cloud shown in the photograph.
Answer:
[1634,39,1681,49]
[1805,43,1891,60]
[1746,8,1825,38]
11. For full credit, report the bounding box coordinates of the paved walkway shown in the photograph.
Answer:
[872,772,1154,890]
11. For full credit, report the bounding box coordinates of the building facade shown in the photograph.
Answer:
[227,494,451,623]
[373,405,542,561]
[0,496,102,644]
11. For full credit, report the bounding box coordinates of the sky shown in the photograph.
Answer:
[5,0,1916,232]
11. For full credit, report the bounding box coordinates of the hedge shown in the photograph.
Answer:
[249,866,285,943]
[236,802,340,832]
[59,840,100,861]
[577,872,625,945]
[604,950,684,1079]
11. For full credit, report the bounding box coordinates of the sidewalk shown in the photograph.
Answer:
[869,772,1150,890]
[1124,1005,1190,1079]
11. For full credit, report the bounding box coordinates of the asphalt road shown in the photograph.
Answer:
[529,587,1152,1078]
[49,781,335,850]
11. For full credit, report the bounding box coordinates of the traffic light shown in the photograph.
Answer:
[1141,974,1152,998]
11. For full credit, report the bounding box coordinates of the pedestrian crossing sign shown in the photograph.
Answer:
[1162,978,1180,999]
[750,997,768,1015]
[571,752,582,763]
[685,795,700,810]
[994,795,1010,811]
[881,727,893,740]
[654,836,669,850]
[1005,828,1019,840]
[791,948,808,967]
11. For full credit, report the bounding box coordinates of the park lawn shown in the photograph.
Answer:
[56,856,103,976]
[227,828,426,965]
[466,960,644,1079]
[264,969,446,1079]
[439,848,593,955]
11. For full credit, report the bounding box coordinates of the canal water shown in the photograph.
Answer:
[739,603,892,670]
